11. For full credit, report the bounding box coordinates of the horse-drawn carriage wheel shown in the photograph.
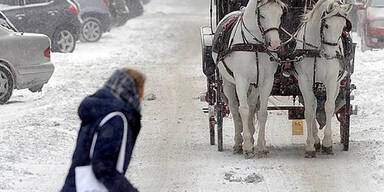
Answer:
[207,78,216,145]
[342,74,352,151]
[216,70,224,152]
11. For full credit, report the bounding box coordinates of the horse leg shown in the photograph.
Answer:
[256,82,273,158]
[223,79,243,154]
[322,81,338,155]
[298,78,317,158]
[312,120,321,152]
[236,79,254,159]
[247,86,259,148]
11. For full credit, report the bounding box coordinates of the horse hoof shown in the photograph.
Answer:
[257,150,269,158]
[305,151,316,158]
[243,150,256,159]
[321,146,334,155]
[314,143,321,152]
[233,146,243,154]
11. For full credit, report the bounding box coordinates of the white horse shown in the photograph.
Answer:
[294,0,353,157]
[212,0,285,158]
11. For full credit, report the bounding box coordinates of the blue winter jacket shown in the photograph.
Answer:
[61,70,142,192]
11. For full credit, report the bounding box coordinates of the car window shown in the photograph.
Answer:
[0,18,17,32]
[25,0,49,5]
[370,0,384,7]
[0,0,20,8]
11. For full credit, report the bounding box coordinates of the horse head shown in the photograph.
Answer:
[319,1,353,58]
[256,0,286,51]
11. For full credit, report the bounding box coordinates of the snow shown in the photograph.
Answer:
[0,0,383,191]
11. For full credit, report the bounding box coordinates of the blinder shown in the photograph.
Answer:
[256,1,284,37]
[320,12,349,47]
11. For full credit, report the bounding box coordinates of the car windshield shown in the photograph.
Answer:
[371,0,384,7]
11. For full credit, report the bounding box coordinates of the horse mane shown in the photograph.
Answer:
[260,0,287,9]
[303,0,330,22]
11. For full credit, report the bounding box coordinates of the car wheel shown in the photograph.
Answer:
[53,28,76,53]
[0,65,14,104]
[81,17,103,42]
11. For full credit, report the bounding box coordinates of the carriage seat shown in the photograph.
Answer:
[212,11,242,54]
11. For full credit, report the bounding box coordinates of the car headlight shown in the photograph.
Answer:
[370,21,384,28]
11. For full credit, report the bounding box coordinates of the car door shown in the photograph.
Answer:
[0,0,25,31]
[22,0,59,35]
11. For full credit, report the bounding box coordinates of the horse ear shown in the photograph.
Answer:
[340,4,353,14]
[326,2,336,13]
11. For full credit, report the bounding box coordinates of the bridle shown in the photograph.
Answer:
[319,11,349,59]
[256,1,285,43]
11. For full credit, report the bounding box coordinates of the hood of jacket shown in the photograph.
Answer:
[78,70,142,139]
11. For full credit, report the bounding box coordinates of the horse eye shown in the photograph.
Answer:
[324,24,329,29]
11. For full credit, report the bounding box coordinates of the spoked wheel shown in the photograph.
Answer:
[216,70,224,152]
[53,29,76,53]
[342,73,352,151]
[0,65,14,104]
[81,17,103,42]
[207,77,216,145]
[339,43,356,151]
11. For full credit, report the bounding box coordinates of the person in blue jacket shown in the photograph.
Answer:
[61,68,146,192]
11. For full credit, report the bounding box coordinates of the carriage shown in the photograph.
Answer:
[200,0,357,153]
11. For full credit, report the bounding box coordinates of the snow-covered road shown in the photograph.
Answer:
[0,0,383,191]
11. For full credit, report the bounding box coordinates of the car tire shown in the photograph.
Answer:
[52,27,76,53]
[81,17,103,43]
[0,65,14,104]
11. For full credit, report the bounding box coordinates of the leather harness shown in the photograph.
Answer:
[216,2,350,90]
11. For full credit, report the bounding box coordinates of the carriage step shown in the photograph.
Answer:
[202,106,215,116]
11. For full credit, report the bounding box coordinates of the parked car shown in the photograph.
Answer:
[0,12,54,104]
[76,0,112,42]
[357,0,384,51]
[125,0,143,19]
[109,0,129,27]
[0,0,82,53]
[109,0,143,27]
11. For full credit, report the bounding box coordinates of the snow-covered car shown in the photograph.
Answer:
[0,0,82,53]
[358,0,384,51]
[0,12,54,104]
